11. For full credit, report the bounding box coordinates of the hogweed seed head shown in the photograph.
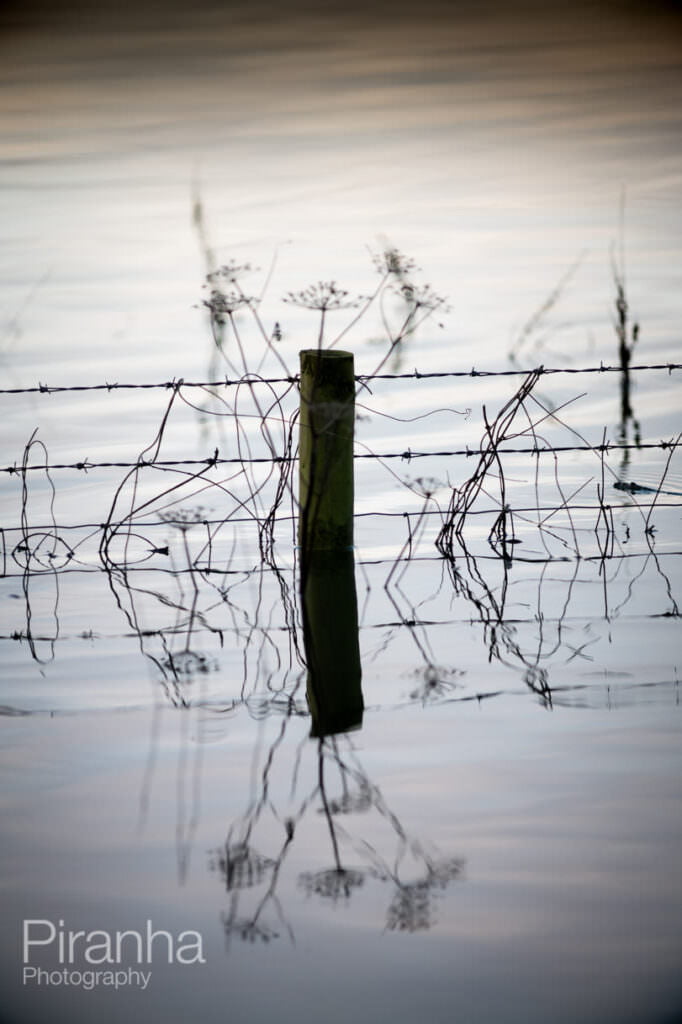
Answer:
[282,281,363,312]
[396,282,448,313]
[207,260,255,284]
[204,288,257,317]
[371,246,418,279]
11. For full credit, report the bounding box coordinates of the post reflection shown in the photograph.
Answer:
[301,548,364,738]
[212,543,462,947]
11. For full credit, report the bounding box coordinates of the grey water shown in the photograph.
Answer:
[1,2,682,1022]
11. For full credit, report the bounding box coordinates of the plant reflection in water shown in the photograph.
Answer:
[212,729,464,945]
[211,537,463,944]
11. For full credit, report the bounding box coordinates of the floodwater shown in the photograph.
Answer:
[1,2,682,1022]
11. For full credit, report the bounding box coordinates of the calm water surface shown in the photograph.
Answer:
[1,3,682,1022]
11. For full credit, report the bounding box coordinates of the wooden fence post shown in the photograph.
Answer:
[298,349,355,554]
[299,349,362,736]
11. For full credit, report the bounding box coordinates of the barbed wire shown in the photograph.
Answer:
[0,361,680,396]
[4,438,680,475]
[3,548,681,583]
[2,602,679,645]
[3,499,682,537]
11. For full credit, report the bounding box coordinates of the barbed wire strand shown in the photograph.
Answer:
[0,361,680,396]
[3,498,681,536]
[4,438,680,475]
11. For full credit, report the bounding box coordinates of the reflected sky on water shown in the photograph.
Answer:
[1,3,682,1022]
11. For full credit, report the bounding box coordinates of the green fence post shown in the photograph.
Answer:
[298,349,362,736]
[298,349,355,554]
